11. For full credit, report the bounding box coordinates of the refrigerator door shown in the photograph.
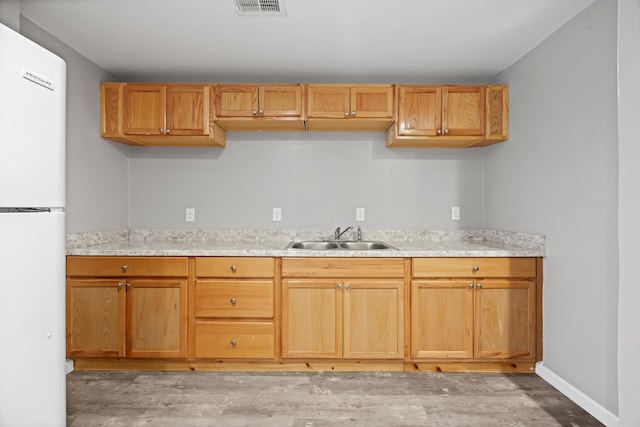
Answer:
[0,211,66,426]
[0,23,66,208]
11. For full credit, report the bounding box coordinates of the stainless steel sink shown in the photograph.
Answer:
[285,240,396,251]
[287,241,340,250]
[338,241,394,250]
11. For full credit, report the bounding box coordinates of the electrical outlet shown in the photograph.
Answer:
[451,206,460,221]
[186,208,195,222]
[356,207,365,221]
[272,207,282,222]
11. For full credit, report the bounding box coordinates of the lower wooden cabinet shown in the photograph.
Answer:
[193,257,277,359]
[66,257,188,358]
[66,255,540,371]
[411,258,537,361]
[281,258,405,360]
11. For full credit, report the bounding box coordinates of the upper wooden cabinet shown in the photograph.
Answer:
[386,85,508,148]
[305,85,394,131]
[215,84,304,131]
[100,82,226,146]
[101,81,508,148]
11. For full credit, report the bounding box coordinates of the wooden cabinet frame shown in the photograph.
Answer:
[100,82,226,146]
[67,255,538,373]
[410,257,539,365]
[102,82,507,147]
[281,258,405,360]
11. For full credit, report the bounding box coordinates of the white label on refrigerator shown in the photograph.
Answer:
[22,67,54,91]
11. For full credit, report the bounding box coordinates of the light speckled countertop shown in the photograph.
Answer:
[66,229,545,257]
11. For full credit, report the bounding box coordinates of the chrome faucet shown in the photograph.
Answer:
[334,226,353,240]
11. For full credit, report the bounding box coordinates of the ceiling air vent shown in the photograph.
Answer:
[235,0,286,16]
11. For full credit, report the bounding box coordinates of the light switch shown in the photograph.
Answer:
[356,208,365,221]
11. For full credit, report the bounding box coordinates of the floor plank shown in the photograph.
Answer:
[67,371,604,426]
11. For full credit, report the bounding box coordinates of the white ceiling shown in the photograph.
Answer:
[19,0,596,84]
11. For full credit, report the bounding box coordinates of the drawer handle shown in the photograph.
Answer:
[230,339,237,346]
[121,265,128,273]
[230,297,236,305]
[230,265,237,273]
[472,266,480,272]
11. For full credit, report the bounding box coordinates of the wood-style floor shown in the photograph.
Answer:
[67,371,603,426]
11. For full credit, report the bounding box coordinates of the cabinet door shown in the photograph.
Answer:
[282,280,342,358]
[260,85,302,117]
[126,279,187,358]
[166,85,210,136]
[411,280,473,359]
[123,84,166,135]
[474,280,535,359]
[397,86,441,136]
[343,280,404,359]
[216,85,259,117]
[350,86,393,118]
[66,279,125,358]
[306,85,350,118]
[442,86,485,136]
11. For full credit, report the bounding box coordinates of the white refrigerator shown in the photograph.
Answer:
[0,23,67,426]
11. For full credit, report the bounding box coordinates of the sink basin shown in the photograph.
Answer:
[285,240,396,251]
[287,241,340,250]
[338,241,394,250]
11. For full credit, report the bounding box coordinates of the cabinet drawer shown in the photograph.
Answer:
[412,257,536,278]
[195,280,274,318]
[66,256,188,277]
[195,257,274,278]
[282,258,404,278]
[195,321,275,359]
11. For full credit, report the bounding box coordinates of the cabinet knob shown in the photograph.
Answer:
[230,297,236,305]
[230,265,237,273]
[472,266,480,272]
[252,110,258,115]
[125,282,131,290]
[230,339,237,346]
[344,112,350,117]
[476,283,483,289]
[259,109,264,115]
[337,283,342,289]
[444,128,449,135]
[345,283,351,289]
[121,265,128,273]
[159,128,164,133]
[166,129,170,133]
[468,283,474,289]
[437,129,442,135]
[351,111,356,117]
[116,282,124,289]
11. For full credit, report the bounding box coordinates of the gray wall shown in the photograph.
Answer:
[485,0,619,417]
[128,133,485,230]
[617,0,640,425]
[18,17,129,233]
[0,0,20,30]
